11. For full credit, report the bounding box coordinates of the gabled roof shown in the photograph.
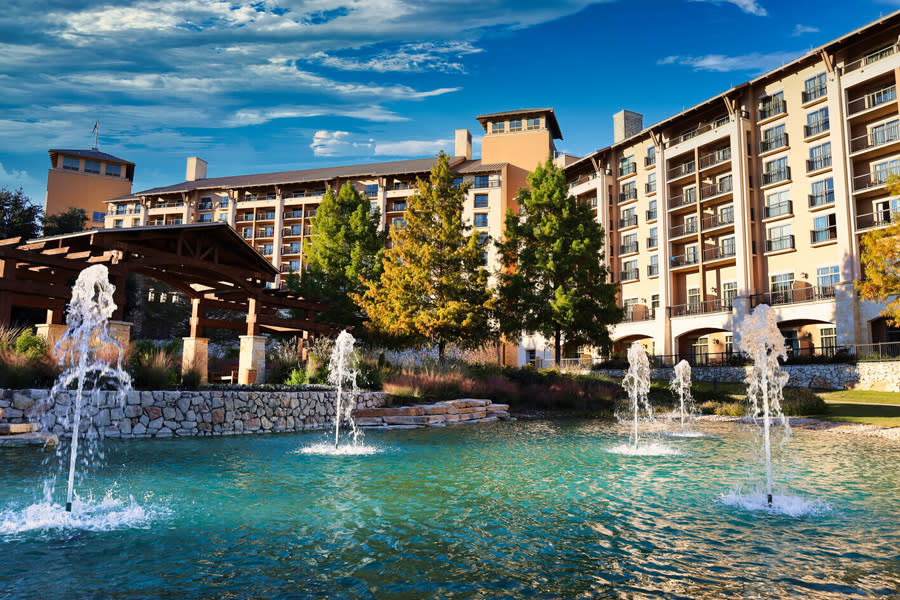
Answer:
[135,156,467,196]
[475,108,562,140]
[454,160,508,174]
[49,149,134,166]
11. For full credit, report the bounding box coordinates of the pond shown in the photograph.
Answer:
[1,420,898,598]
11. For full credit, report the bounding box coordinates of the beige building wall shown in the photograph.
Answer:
[47,152,133,229]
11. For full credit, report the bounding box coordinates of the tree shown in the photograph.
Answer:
[43,207,88,236]
[0,187,42,240]
[291,181,385,330]
[857,175,900,324]
[355,152,493,358]
[496,158,622,365]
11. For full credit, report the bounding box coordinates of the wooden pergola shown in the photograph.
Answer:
[0,223,340,383]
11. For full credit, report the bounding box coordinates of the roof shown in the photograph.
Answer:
[135,155,466,196]
[105,193,139,203]
[475,108,563,140]
[48,148,134,166]
[454,160,508,174]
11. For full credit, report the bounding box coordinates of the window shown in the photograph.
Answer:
[474,194,489,208]
[526,117,540,130]
[651,294,660,311]
[691,337,708,364]
[684,215,698,234]
[648,227,658,248]
[219,198,229,209]
[648,254,659,276]
[686,244,699,264]
[509,119,522,132]
[760,91,785,119]
[365,184,378,197]
[820,327,837,354]
[62,156,80,170]
[725,334,734,357]
[873,158,900,184]
[257,226,275,237]
[115,204,127,215]
[720,236,735,256]
[620,206,637,228]
[621,259,638,280]
[784,330,800,357]
[481,251,489,266]
[392,217,406,228]
[765,189,791,218]
[723,282,738,308]
[760,124,787,152]
[805,107,829,137]
[688,288,701,312]
[647,199,657,221]
[92,211,105,223]
[803,73,827,102]
[810,178,834,207]
[646,146,656,166]
[766,223,793,251]
[813,214,837,243]
[259,244,274,256]
[491,121,505,134]
[473,175,499,188]
[808,142,832,172]
[474,213,488,228]
[770,272,794,303]
[290,224,303,235]
[817,265,839,293]
[285,243,302,254]
[618,155,636,176]
[391,201,407,212]
[763,156,789,185]
[82,160,99,174]
[198,197,213,211]
[478,233,490,246]
[646,172,656,194]
[218,214,227,223]
[105,163,121,177]
[619,181,636,202]
[719,204,734,224]
[198,213,212,223]
[870,119,899,146]
[622,233,638,253]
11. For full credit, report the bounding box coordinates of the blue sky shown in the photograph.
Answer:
[1,0,897,208]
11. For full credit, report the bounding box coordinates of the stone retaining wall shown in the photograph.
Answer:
[595,360,900,391]
[0,389,385,438]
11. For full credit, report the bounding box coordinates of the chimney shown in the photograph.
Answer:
[454,129,472,160]
[186,157,207,182]
[613,110,643,143]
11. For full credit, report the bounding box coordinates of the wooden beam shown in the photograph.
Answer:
[0,278,73,300]
[247,297,259,336]
[198,317,246,332]
[0,237,22,247]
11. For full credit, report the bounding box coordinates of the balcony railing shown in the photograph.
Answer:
[853,166,900,192]
[702,209,734,229]
[765,235,795,253]
[750,286,835,307]
[644,155,656,167]
[856,210,896,230]
[668,188,697,209]
[388,202,407,212]
[762,167,791,186]
[666,115,730,147]
[804,120,830,138]
[619,162,637,177]
[623,307,656,322]
[568,172,601,188]
[760,133,789,153]
[621,268,640,282]
[764,200,792,219]
[701,177,732,200]
[847,84,897,116]
[850,123,900,153]
[670,221,698,238]
[759,100,786,120]
[618,215,638,229]
[699,147,731,170]
[668,299,727,318]
[646,208,658,221]
[645,182,657,194]
[618,187,638,203]
[283,210,304,219]
[809,190,834,207]
[810,226,837,244]
[646,237,658,249]
[807,155,832,172]
[802,84,828,104]
[647,264,659,277]
[670,252,700,268]
[704,244,736,262]
[844,44,898,73]
[667,161,696,179]
[619,242,639,255]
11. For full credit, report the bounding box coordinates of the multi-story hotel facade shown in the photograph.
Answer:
[102,11,900,365]
[564,11,900,364]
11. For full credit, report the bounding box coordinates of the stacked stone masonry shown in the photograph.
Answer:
[595,361,900,392]
[0,390,512,438]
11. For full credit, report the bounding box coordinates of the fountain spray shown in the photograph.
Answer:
[327,330,361,449]
[737,305,790,506]
[622,342,652,448]
[50,265,131,512]
[670,360,693,433]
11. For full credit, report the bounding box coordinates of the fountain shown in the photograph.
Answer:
[668,360,699,436]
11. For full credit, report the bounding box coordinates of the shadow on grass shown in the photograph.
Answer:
[815,403,900,427]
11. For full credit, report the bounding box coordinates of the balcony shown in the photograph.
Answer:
[699,147,731,170]
[856,210,896,230]
[237,214,254,223]
[646,208,658,221]
[667,161,696,180]
[241,230,253,240]
[281,245,302,256]
[619,242,639,255]
[618,187,638,203]
[388,202,407,212]
[619,162,637,177]
[620,268,640,282]
[670,252,700,268]
[762,167,791,186]
[847,84,897,116]
[760,133,789,154]
[702,208,734,229]
[850,123,900,153]
[844,44,898,74]
[623,307,655,322]
[750,286,835,307]
[700,177,732,200]
[645,182,657,194]
[765,235,795,253]
[666,115,730,148]
[802,84,828,104]
[644,155,656,167]
[646,237,658,249]
[471,176,501,189]
[256,230,275,239]
[670,221,698,238]
[852,166,900,192]
[810,226,837,244]
[568,172,601,189]
[804,120,830,138]
[647,264,659,277]
[668,188,698,209]
[668,299,728,318]
[704,244,735,262]
[283,210,304,219]
[759,100,786,121]
[618,215,638,229]
[806,190,833,208]
[807,155,832,173]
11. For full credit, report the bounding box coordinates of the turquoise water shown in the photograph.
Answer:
[1,420,899,598]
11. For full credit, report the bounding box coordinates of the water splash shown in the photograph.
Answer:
[607,442,681,456]
[621,342,652,448]
[737,304,791,506]
[49,265,132,512]
[296,442,381,456]
[669,360,695,434]
[720,488,831,518]
[326,330,363,449]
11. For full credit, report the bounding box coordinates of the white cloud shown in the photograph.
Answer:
[0,162,39,189]
[658,50,802,73]
[310,130,375,157]
[375,139,451,156]
[307,42,483,74]
[792,24,820,36]
[692,0,767,16]
[225,104,408,127]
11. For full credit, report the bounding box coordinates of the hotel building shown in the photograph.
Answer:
[46,149,135,228]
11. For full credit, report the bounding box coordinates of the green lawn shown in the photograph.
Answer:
[813,403,900,427]
[817,389,900,406]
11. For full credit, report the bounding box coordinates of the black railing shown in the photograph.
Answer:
[809,190,834,208]
[646,237,658,249]
[618,215,638,228]
[670,253,699,267]
[699,147,731,169]
[750,285,835,307]
[670,221,698,237]
[647,264,659,276]
[646,209,658,221]
[804,120,830,138]
[856,210,896,230]
[759,100,786,120]
[702,209,734,229]
[668,161,696,179]
[645,182,657,194]
[762,166,791,186]
[807,155,832,172]
[701,177,732,200]
[619,162,637,177]
[621,268,640,281]
[619,242,639,255]
[645,155,656,167]
[765,235,795,252]
[704,244,736,261]
[668,299,727,317]
[764,200,792,219]
[811,227,837,244]
[802,85,827,104]
[622,307,656,322]
[760,133,788,153]
[668,188,697,209]
[618,187,638,202]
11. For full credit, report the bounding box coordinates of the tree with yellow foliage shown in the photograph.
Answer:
[857,174,900,324]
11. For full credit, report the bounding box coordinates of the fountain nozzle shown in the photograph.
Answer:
[65,502,72,513]
[767,493,773,506]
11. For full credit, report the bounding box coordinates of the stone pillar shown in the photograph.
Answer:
[238,335,266,384]
[35,323,67,347]
[834,282,860,345]
[182,337,209,384]
[108,321,132,345]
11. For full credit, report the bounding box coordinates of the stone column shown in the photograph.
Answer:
[35,323,67,347]
[182,337,209,384]
[238,335,266,384]
[107,321,132,345]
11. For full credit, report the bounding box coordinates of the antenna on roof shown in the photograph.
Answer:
[90,120,99,150]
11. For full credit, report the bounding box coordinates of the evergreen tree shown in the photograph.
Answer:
[291,181,385,330]
[0,187,42,240]
[857,175,900,324]
[496,159,622,365]
[356,152,493,358]
[43,207,88,236]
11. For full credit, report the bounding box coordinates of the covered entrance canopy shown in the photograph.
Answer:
[0,223,340,383]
